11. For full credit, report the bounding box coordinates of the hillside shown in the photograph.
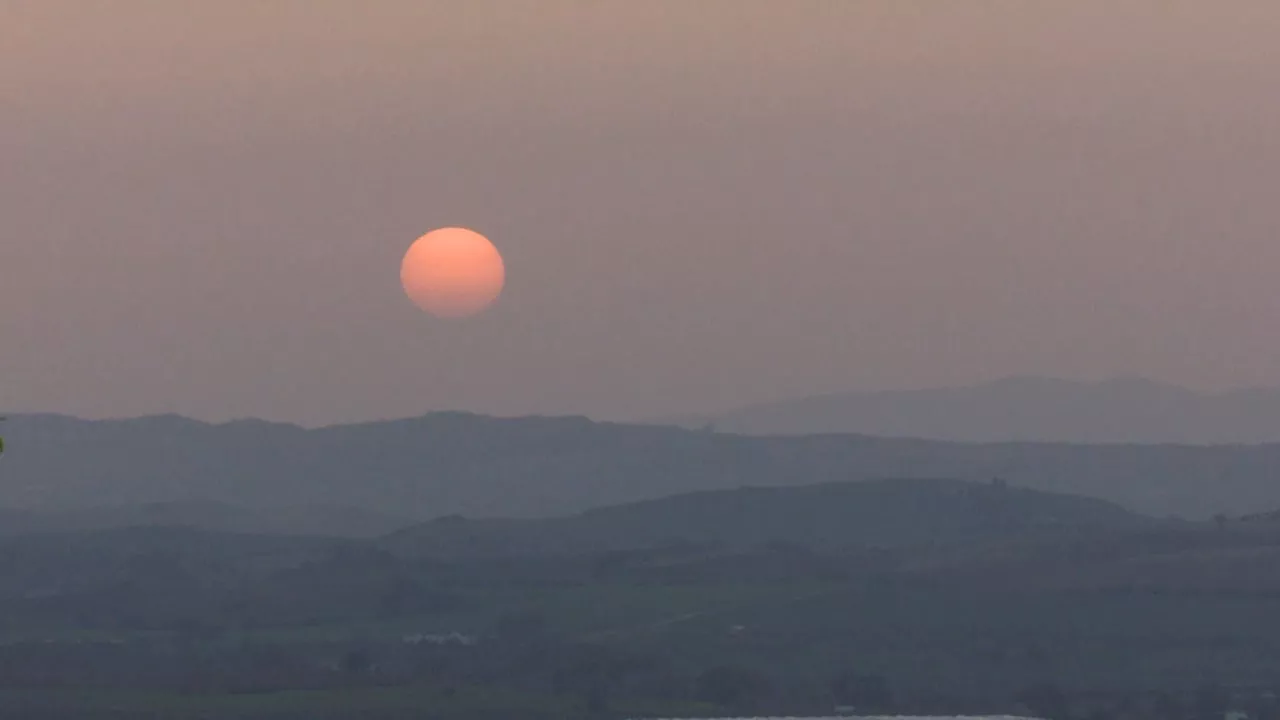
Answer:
[382,478,1148,558]
[0,481,1277,714]
[0,500,414,538]
[664,376,1280,444]
[5,410,1280,520]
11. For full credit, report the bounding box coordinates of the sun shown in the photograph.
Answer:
[400,227,505,319]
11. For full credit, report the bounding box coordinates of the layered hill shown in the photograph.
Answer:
[0,477,1277,709]
[664,376,1280,444]
[382,477,1147,558]
[4,410,1280,520]
[4,477,1278,598]
[0,499,413,538]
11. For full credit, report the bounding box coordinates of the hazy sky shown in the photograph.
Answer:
[5,1,1280,425]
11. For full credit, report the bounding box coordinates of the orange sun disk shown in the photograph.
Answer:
[400,227,505,318]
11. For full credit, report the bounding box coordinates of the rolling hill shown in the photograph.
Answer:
[380,477,1149,558]
[4,409,1280,521]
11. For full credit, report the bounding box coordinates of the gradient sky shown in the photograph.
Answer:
[4,1,1280,425]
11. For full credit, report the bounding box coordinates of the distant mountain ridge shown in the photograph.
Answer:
[9,406,1280,521]
[662,376,1280,444]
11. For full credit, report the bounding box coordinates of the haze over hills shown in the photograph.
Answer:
[380,477,1149,558]
[4,410,1280,521]
[1,462,1277,716]
[662,376,1280,444]
[0,499,414,539]
[380,478,1280,594]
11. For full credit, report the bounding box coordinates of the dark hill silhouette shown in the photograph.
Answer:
[5,410,1280,520]
[381,480,1280,595]
[380,477,1148,558]
[662,376,1280,444]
